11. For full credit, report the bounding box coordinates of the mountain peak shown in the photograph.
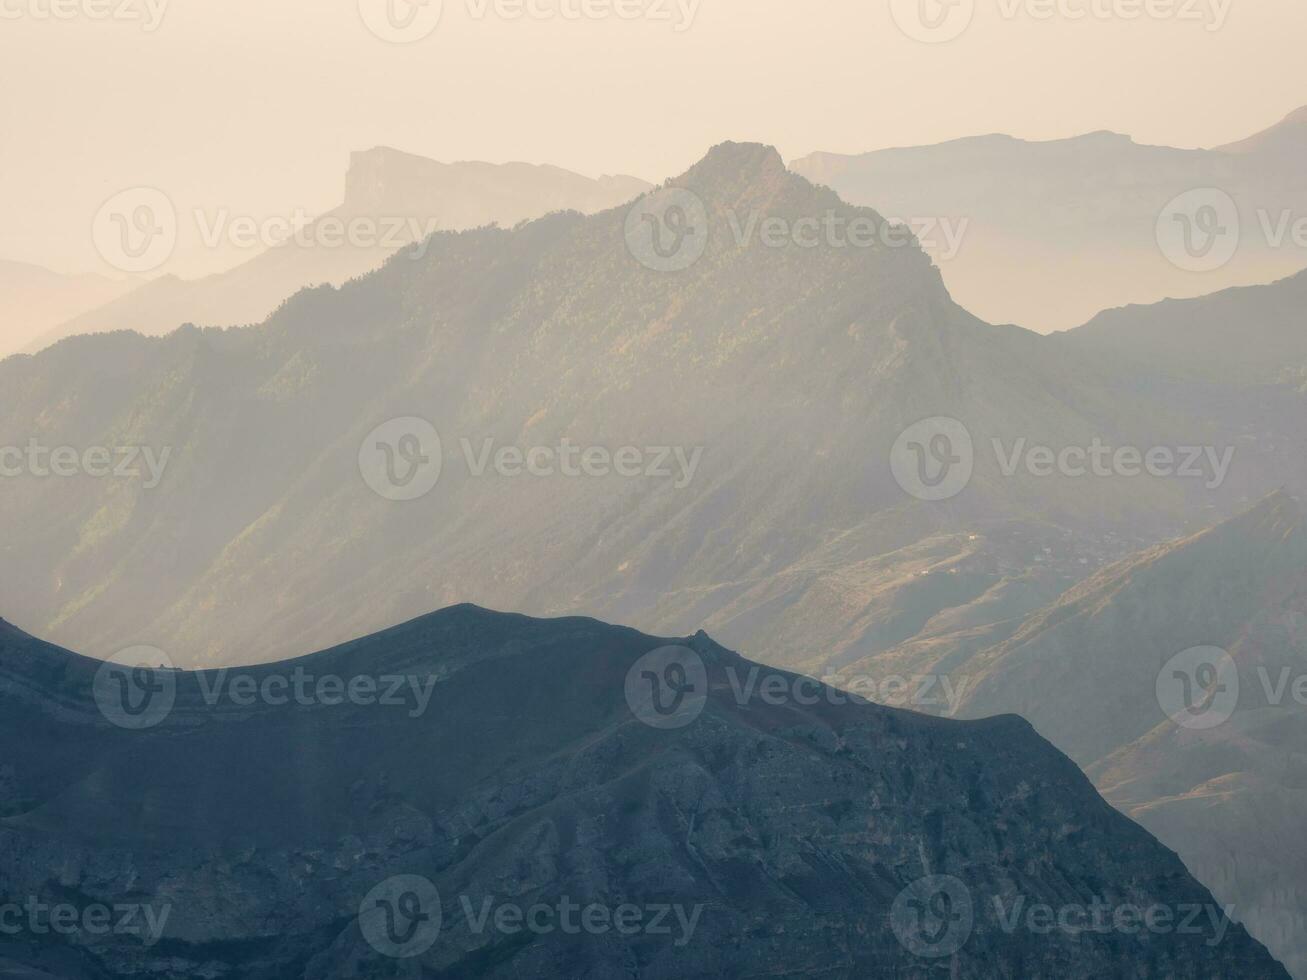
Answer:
[677,141,787,189]
[1073,129,1134,143]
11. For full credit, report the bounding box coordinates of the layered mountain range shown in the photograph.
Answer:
[3,142,1306,974]
[3,142,1300,670]
[0,605,1287,977]
[792,106,1307,331]
[13,150,649,356]
[0,260,136,357]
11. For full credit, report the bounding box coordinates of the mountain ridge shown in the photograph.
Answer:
[1060,267,1307,383]
[0,141,1295,669]
[0,603,1289,977]
[1217,103,1307,154]
[830,491,1307,977]
[790,112,1307,330]
[0,259,136,358]
[20,151,653,355]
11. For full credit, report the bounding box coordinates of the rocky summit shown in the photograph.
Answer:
[0,605,1287,978]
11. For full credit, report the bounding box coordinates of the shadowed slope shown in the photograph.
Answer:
[0,605,1288,978]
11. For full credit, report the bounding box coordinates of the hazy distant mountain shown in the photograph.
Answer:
[6,142,1298,671]
[4,142,1305,674]
[1059,267,1307,384]
[833,492,1307,976]
[23,149,650,353]
[791,107,1307,331]
[0,260,134,357]
[1218,105,1307,159]
[0,604,1287,977]
[342,147,651,227]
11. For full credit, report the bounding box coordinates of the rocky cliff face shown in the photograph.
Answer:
[0,606,1288,977]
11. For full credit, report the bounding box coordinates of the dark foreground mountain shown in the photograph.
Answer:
[0,605,1287,978]
[831,491,1307,976]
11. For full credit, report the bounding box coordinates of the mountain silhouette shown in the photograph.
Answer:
[0,604,1288,978]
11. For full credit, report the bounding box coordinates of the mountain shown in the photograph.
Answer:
[956,491,1304,756]
[3,143,1305,973]
[1,142,1301,673]
[22,149,650,354]
[791,109,1307,331]
[1085,495,1307,979]
[1218,105,1307,159]
[5,141,1300,670]
[341,147,651,228]
[0,604,1288,977]
[5,140,1307,976]
[831,492,1307,976]
[0,260,135,358]
[1059,266,1307,385]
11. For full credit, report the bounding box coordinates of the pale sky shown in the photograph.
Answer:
[2,0,1304,278]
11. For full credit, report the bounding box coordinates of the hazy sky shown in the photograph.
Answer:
[2,0,1304,278]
